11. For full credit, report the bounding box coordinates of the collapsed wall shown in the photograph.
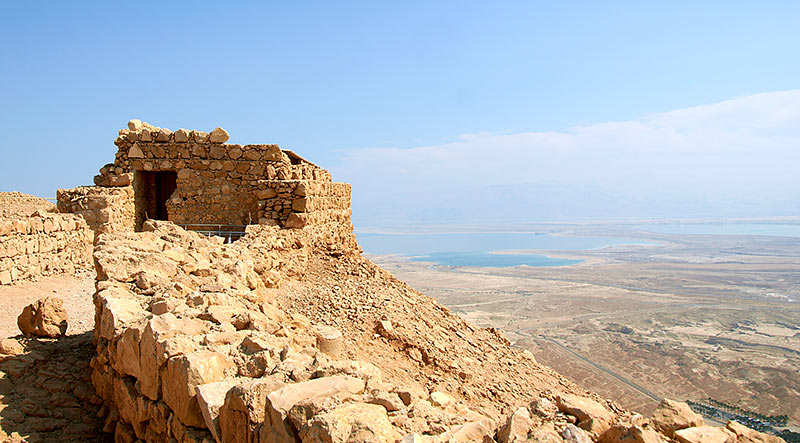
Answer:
[0,211,93,285]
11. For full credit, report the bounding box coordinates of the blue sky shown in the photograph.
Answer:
[2,2,799,225]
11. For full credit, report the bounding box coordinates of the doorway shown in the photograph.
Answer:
[134,170,177,230]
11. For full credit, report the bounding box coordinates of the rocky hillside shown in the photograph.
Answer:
[75,220,782,442]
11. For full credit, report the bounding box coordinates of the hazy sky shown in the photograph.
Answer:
[1,2,799,225]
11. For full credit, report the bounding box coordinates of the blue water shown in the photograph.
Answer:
[357,232,648,268]
[638,223,800,237]
[409,251,582,267]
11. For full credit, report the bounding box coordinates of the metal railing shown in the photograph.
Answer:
[178,223,248,243]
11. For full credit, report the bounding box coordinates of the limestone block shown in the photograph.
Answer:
[219,377,286,443]
[297,402,402,443]
[557,394,614,434]
[725,421,783,443]
[208,127,229,143]
[161,351,235,428]
[674,426,734,443]
[139,313,205,400]
[649,399,704,437]
[195,378,244,443]
[128,119,143,131]
[128,143,144,158]
[261,376,366,443]
[600,424,667,443]
[96,290,142,340]
[498,406,533,443]
[174,128,190,143]
[156,127,172,142]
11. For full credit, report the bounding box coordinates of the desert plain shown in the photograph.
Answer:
[366,222,800,427]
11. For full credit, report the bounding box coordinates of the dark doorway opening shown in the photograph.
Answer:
[134,170,177,230]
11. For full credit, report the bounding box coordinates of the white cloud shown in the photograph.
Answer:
[332,90,800,223]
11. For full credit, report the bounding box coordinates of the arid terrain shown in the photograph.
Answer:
[367,223,800,427]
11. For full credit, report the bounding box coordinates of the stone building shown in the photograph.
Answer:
[58,120,356,249]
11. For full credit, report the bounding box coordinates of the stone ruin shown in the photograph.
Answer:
[0,121,787,442]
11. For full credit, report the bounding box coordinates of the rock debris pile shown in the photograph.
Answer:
[86,221,783,442]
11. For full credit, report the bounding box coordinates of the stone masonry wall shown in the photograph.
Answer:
[57,186,135,235]
[110,121,339,228]
[90,221,503,442]
[0,212,93,285]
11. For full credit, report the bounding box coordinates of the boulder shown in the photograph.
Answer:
[674,426,734,443]
[438,417,496,442]
[498,406,533,442]
[726,421,784,443]
[562,424,593,443]
[219,377,285,443]
[429,390,454,408]
[208,127,229,143]
[17,296,68,338]
[649,399,704,437]
[531,397,558,418]
[556,394,614,434]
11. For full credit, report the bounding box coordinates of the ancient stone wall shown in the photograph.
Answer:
[0,212,93,285]
[89,222,408,442]
[110,121,342,231]
[56,186,135,235]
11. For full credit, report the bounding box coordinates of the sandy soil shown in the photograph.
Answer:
[0,272,95,338]
[368,225,800,425]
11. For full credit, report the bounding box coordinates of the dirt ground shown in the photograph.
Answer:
[0,272,95,339]
[0,273,104,443]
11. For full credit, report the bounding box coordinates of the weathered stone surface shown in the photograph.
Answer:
[219,377,285,443]
[17,296,69,338]
[161,351,235,427]
[261,376,366,442]
[726,421,784,443]
[0,338,25,355]
[557,394,614,434]
[439,417,496,442]
[208,127,229,143]
[128,119,143,131]
[315,324,343,358]
[528,423,565,442]
[674,425,734,443]
[298,402,402,443]
[128,143,144,158]
[650,399,704,437]
[139,313,204,400]
[195,378,243,443]
[498,406,532,443]
[562,424,593,443]
[600,424,667,443]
